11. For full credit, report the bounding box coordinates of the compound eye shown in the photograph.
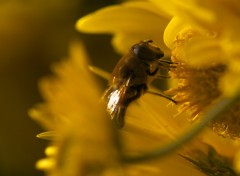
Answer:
[156,52,164,58]
[133,45,149,58]
[133,45,141,56]
[132,40,164,60]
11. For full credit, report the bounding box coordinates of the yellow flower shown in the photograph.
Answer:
[160,0,240,139]
[159,0,240,97]
[76,1,171,55]
[75,0,240,174]
[29,42,121,176]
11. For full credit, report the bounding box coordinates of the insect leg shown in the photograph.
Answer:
[157,59,177,69]
[156,75,171,79]
[157,59,178,65]
[114,85,147,128]
[157,59,174,64]
[157,63,177,69]
[145,91,177,104]
[114,106,127,128]
[146,67,159,76]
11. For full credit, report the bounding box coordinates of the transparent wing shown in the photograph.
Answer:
[103,76,132,128]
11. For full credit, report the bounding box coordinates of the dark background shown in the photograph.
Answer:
[0,0,120,175]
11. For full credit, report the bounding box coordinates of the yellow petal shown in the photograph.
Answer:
[112,32,170,55]
[164,17,191,49]
[45,146,58,156]
[28,104,56,130]
[121,94,204,175]
[76,2,170,54]
[77,2,169,34]
[121,1,171,19]
[234,150,240,174]
[149,0,176,17]
[36,131,57,140]
[124,92,191,141]
[150,0,215,29]
[193,0,240,30]
[88,65,111,80]
[124,148,204,176]
[219,71,240,97]
[122,125,204,176]
[184,36,225,66]
[36,158,56,170]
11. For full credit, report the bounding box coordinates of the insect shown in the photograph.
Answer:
[104,40,176,128]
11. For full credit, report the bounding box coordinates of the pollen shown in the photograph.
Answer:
[166,29,240,139]
[166,30,226,121]
[211,102,240,139]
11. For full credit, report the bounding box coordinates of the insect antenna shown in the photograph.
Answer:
[145,90,177,104]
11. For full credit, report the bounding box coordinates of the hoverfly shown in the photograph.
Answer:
[104,40,176,128]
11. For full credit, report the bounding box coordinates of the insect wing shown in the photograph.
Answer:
[104,77,132,127]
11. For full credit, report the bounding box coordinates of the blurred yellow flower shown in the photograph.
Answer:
[29,42,121,176]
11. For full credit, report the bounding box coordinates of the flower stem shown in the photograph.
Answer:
[122,94,240,163]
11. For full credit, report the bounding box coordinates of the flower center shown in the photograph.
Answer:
[166,29,240,139]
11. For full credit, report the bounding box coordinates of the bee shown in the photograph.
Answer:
[104,40,176,128]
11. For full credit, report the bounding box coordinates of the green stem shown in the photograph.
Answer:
[122,95,240,163]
